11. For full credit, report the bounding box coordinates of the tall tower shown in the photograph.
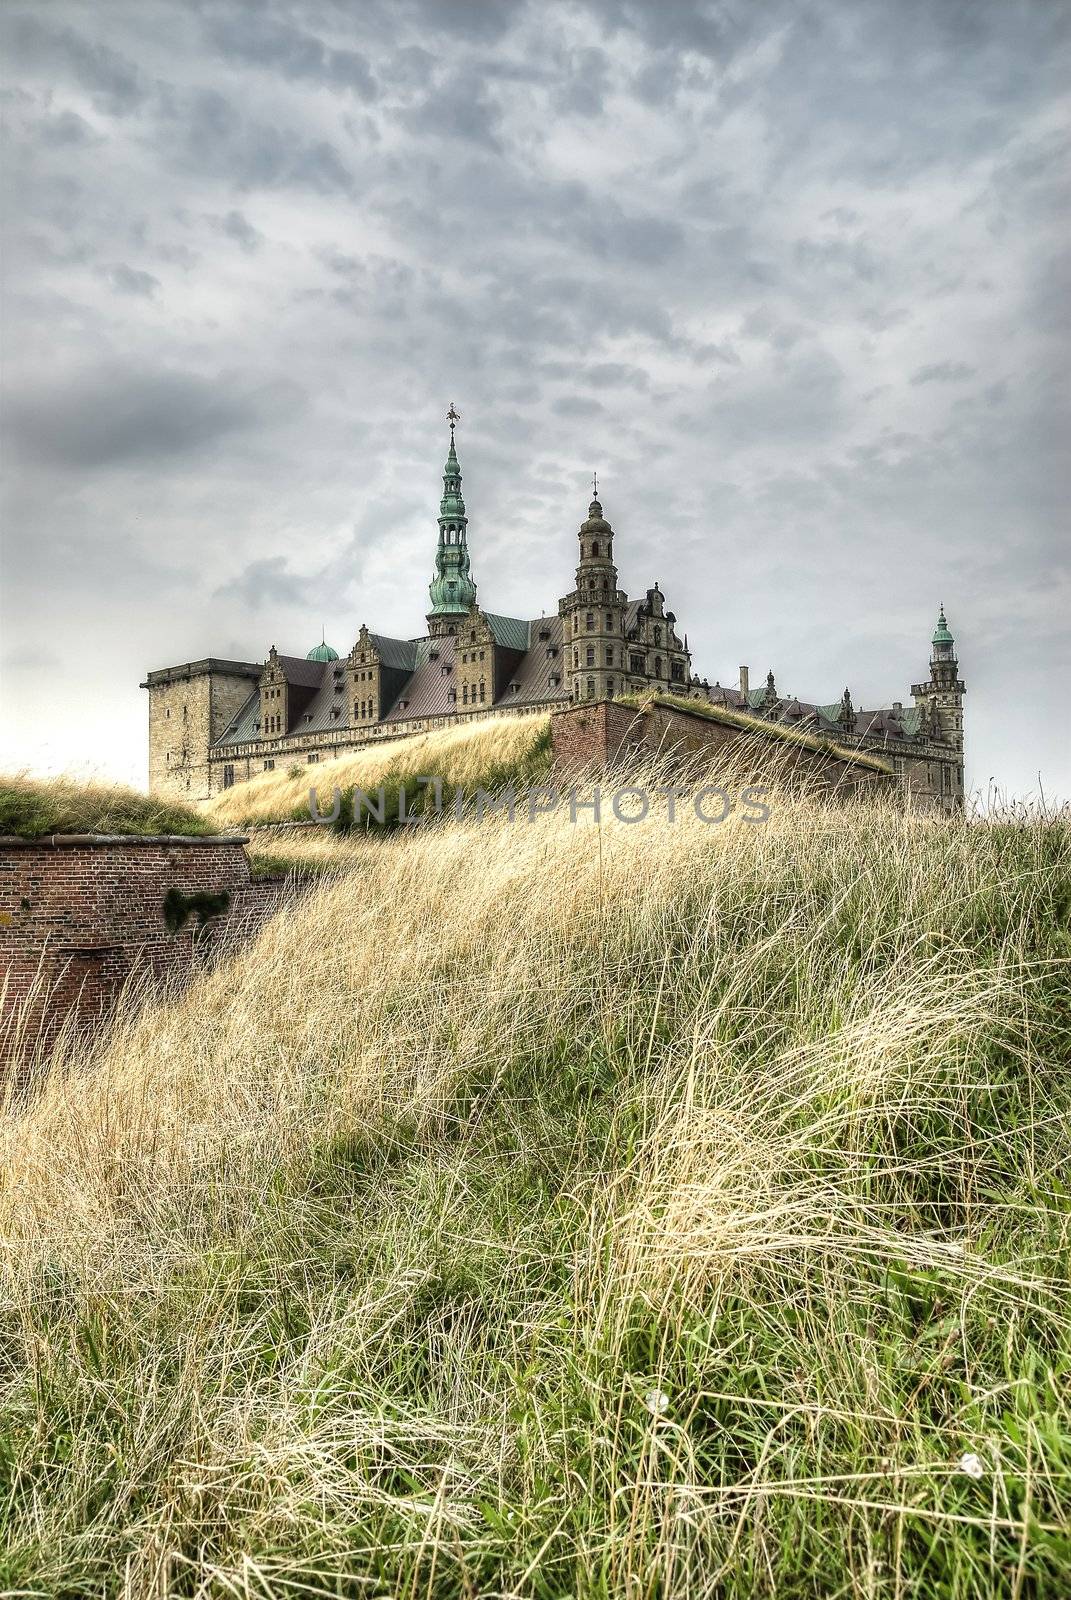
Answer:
[427,405,478,638]
[559,479,627,702]
[912,605,966,807]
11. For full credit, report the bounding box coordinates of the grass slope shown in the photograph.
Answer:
[208,712,553,830]
[1,766,1069,1598]
[0,773,220,839]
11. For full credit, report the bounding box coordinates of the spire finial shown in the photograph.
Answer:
[592,469,598,499]
[447,402,460,437]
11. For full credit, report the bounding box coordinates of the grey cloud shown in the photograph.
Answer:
[102,263,160,297]
[205,14,377,99]
[218,210,263,252]
[161,87,356,195]
[38,109,100,147]
[7,366,304,469]
[214,556,315,611]
[3,13,145,115]
[910,361,977,385]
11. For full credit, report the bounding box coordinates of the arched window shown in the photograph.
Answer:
[591,540,599,557]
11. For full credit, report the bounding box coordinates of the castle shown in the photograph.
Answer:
[143,412,966,811]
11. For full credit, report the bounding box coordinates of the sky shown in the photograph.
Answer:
[1,0,1068,801]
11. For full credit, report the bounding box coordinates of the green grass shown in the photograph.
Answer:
[0,773,220,839]
[1,780,1069,1597]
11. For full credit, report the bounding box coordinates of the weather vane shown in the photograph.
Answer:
[447,402,461,434]
[592,470,598,498]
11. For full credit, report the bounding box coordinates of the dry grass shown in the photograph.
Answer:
[207,711,553,830]
[1,753,1069,1597]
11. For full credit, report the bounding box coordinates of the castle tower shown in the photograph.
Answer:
[911,605,966,808]
[426,405,477,638]
[559,478,627,702]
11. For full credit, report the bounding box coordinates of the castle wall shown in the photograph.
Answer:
[551,699,895,801]
[0,834,278,1078]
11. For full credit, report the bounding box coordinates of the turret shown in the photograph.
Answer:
[559,478,627,702]
[427,405,478,637]
[911,605,966,809]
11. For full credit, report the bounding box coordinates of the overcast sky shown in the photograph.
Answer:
[1,0,1067,800]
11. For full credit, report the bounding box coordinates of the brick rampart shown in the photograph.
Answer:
[0,835,271,1074]
[551,698,894,798]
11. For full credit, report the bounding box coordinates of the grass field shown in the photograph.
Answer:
[207,711,553,830]
[1,759,1069,1597]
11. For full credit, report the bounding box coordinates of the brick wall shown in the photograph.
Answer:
[0,835,265,1075]
[551,698,894,798]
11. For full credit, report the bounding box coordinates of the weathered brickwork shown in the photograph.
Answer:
[0,835,267,1072]
[551,699,896,800]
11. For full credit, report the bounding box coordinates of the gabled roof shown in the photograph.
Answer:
[366,633,420,673]
[214,689,262,747]
[482,612,530,652]
[276,654,326,689]
[381,637,456,721]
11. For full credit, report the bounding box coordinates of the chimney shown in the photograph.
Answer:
[739,665,749,698]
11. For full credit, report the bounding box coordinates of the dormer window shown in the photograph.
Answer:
[538,627,550,641]
[546,646,557,658]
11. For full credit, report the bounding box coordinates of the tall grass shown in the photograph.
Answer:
[1,755,1069,1597]
[207,712,553,829]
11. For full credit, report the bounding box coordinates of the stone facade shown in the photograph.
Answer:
[144,419,967,813]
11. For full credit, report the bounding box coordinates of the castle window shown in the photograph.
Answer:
[165,707,171,718]
[222,764,234,789]
[546,646,557,658]
[653,627,662,646]
[538,628,550,641]
[264,759,274,770]
[671,661,684,682]
[605,646,614,666]
[605,613,613,629]
[654,656,663,677]
[586,646,595,667]
[585,611,594,630]
[630,654,644,674]
[308,754,319,764]
[441,663,451,676]
[591,540,599,557]
[586,677,595,699]
[462,684,469,704]
[607,678,615,698]
[548,673,559,687]
[479,681,486,702]
[573,648,579,668]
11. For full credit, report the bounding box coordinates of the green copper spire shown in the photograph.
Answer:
[427,404,477,624]
[932,605,954,648]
